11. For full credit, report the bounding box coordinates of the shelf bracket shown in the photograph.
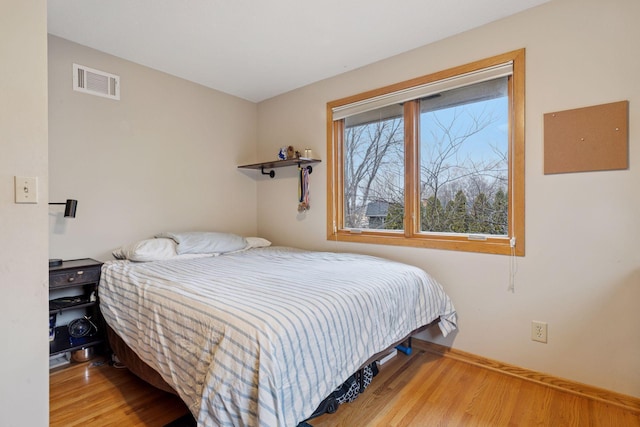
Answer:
[298,164,313,174]
[261,166,276,178]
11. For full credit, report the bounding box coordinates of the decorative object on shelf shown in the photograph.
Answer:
[298,165,311,212]
[278,145,298,160]
[238,158,320,179]
[278,145,300,160]
[49,199,78,267]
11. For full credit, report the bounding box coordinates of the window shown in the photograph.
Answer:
[327,50,525,255]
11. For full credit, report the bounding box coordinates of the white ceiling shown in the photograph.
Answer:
[48,0,549,103]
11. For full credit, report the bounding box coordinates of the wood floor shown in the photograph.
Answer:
[49,358,189,426]
[50,342,640,427]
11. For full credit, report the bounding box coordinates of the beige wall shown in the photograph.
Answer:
[257,0,640,397]
[42,0,639,406]
[0,0,49,425]
[48,36,259,261]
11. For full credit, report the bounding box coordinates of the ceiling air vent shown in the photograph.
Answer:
[73,63,120,100]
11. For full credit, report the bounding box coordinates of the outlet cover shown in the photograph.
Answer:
[531,321,548,343]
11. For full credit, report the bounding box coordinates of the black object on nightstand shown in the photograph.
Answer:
[49,258,105,357]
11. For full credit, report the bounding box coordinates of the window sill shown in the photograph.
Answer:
[328,230,523,256]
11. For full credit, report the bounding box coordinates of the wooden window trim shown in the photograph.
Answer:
[327,49,525,256]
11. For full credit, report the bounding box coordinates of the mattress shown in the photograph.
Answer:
[99,246,456,426]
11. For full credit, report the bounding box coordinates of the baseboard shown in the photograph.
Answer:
[414,339,640,414]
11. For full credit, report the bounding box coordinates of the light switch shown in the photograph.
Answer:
[14,176,38,204]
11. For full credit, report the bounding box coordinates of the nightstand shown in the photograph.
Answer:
[49,258,105,358]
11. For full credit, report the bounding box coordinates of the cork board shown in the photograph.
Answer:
[544,101,628,174]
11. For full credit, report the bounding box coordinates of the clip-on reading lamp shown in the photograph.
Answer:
[49,199,78,267]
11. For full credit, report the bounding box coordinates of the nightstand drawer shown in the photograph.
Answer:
[50,268,100,289]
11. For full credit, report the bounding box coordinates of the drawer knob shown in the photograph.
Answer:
[67,277,75,282]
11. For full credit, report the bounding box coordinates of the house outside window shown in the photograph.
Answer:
[327,50,525,255]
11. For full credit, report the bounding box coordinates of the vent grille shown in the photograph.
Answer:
[73,63,120,100]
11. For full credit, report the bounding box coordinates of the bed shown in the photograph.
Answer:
[99,233,457,427]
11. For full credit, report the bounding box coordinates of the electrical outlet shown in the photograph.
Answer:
[531,321,548,343]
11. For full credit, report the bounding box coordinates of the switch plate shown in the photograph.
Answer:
[14,176,38,204]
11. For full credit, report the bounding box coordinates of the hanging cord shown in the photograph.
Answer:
[507,123,518,292]
[508,237,518,292]
[298,166,310,212]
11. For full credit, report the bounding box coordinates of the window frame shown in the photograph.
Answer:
[326,49,525,256]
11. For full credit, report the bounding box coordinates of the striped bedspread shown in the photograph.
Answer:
[99,247,456,427]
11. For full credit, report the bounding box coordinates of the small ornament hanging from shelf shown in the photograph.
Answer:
[298,165,310,212]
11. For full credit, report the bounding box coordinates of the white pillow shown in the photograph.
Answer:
[156,231,248,254]
[112,238,177,262]
[245,237,272,249]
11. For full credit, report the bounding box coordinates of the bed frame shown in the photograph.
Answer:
[107,325,177,394]
[106,321,431,420]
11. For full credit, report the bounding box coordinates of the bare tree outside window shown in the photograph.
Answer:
[343,107,404,230]
[343,78,508,235]
[419,78,509,235]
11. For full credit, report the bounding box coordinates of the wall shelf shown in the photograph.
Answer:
[238,158,321,178]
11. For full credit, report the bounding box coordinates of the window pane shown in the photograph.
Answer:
[419,77,509,235]
[343,105,404,230]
